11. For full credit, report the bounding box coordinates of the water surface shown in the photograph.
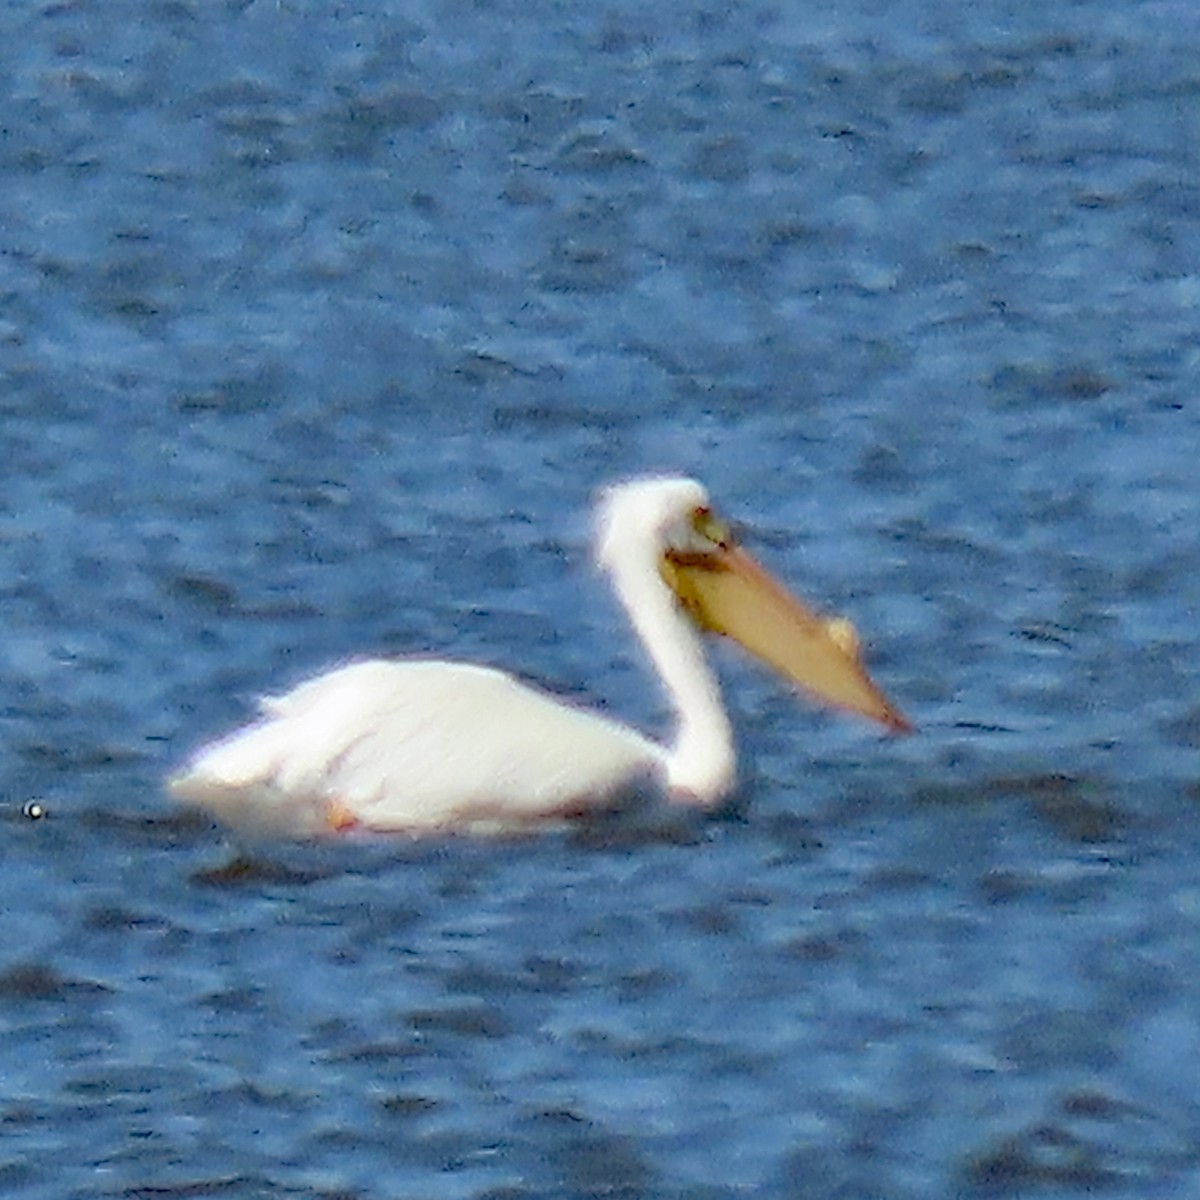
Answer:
[1,1,1199,1195]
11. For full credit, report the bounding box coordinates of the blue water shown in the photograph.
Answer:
[2,0,1199,1195]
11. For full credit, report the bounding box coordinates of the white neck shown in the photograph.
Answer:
[606,545,735,804]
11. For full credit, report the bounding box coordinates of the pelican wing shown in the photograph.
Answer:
[170,660,661,835]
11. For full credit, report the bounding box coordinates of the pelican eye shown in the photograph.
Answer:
[660,507,735,581]
[692,507,733,550]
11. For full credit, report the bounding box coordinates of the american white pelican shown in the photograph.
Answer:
[170,477,909,836]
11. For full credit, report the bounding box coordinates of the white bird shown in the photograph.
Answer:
[170,477,909,836]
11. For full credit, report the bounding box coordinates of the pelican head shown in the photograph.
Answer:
[597,476,911,738]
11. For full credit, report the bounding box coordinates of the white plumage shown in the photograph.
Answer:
[170,477,908,836]
[175,660,661,836]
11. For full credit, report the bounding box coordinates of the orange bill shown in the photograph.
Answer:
[661,543,911,733]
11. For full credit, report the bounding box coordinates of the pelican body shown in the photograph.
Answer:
[170,478,909,835]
